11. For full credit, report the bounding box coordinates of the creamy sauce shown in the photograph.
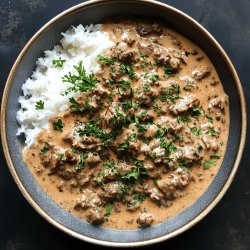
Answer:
[23,19,229,229]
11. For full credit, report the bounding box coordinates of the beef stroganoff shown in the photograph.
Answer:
[18,19,229,229]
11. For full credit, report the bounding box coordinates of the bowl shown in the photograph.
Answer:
[0,0,246,247]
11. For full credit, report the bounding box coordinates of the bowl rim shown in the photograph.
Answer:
[0,0,247,247]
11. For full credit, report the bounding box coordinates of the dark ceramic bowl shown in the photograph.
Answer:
[1,0,246,247]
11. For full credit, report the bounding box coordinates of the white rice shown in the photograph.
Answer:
[16,24,114,147]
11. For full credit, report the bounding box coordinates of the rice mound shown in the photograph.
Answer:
[16,24,114,147]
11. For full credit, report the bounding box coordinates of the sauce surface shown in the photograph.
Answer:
[23,19,229,229]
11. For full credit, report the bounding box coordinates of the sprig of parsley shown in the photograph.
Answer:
[164,65,175,78]
[69,97,81,113]
[35,100,44,110]
[53,119,64,132]
[52,58,66,68]
[62,61,99,94]
[204,160,216,169]
[104,203,113,220]
[98,55,116,66]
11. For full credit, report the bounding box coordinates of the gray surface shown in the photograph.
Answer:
[0,0,249,249]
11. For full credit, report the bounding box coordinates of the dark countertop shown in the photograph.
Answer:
[0,0,249,249]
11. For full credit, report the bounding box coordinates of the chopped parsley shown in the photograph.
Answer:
[104,203,113,220]
[120,63,134,80]
[177,158,188,168]
[84,99,95,113]
[164,65,175,78]
[143,83,151,93]
[160,84,180,103]
[160,138,177,153]
[127,193,148,207]
[40,145,49,154]
[191,127,202,136]
[208,129,217,136]
[153,105,162,111]
[62,61,99,94]
[53,119,64,132]
[177,116,191,123]
[191,108,202,119]
[98,55,116,65]
[155,127,169,138]
[75,153,87,171]
[69,97,81,113]
[204,160,216,169]
[150,73,159,83]
[121,100,133,111]
[210,154,221,159]
[35,100,44,110]
[52,58,66,68]
[57,153,64,159]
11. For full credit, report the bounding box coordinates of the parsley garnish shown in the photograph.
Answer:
[191,127,202,136]
[160,84,180,103]
[127,193,148,207]
[98,55,116,65]
[151,73,159,83]
[53,119,64,132]
[177,158,188,168]
[40,145,49,154]
[210,154,221,159]
[104,203,113,220]
[121,100,132,111]
[120,63,134,80]
[164,65,175,78]
[52,58,66,68]
[75,153,87,171]
[62,61,99,94]
[177,116,191,123]
[84,99,95,113]
[191,108,202,119]
[160,138,177,153]
[57,153,64,159]
[204,160,216,169]
[143,84,151,93]
[69,97,81,113]
[208,129,217,136]
[155,127,169,138]
[35,100,44,110]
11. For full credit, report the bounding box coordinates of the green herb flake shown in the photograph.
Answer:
[164,65,175,78]
[53,119,64,132]
[57,153,64,159]
[104,203,113,220]
[160,84,180,103]
[177,158,188,168]
[52,58,66,68]
[98,55,116,66]
[127,193,148,207]
[160,138,177,153]
[35,100,44,110]
[204,160,216,169]
[69,97,81,113]
[62,61,99,94]
[40,145,49,154]
[177,116,191,123]
[143,84,151,93]
[208,129,217,136]
[191,127,202,136]
[120,63,134,80]
[151,73,159,83]
[210,154,221,159]
[75,153,87,171]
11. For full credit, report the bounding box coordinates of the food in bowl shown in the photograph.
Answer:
[17,18,229,229]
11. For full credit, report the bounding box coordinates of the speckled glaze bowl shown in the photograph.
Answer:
[1,0,246,247]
